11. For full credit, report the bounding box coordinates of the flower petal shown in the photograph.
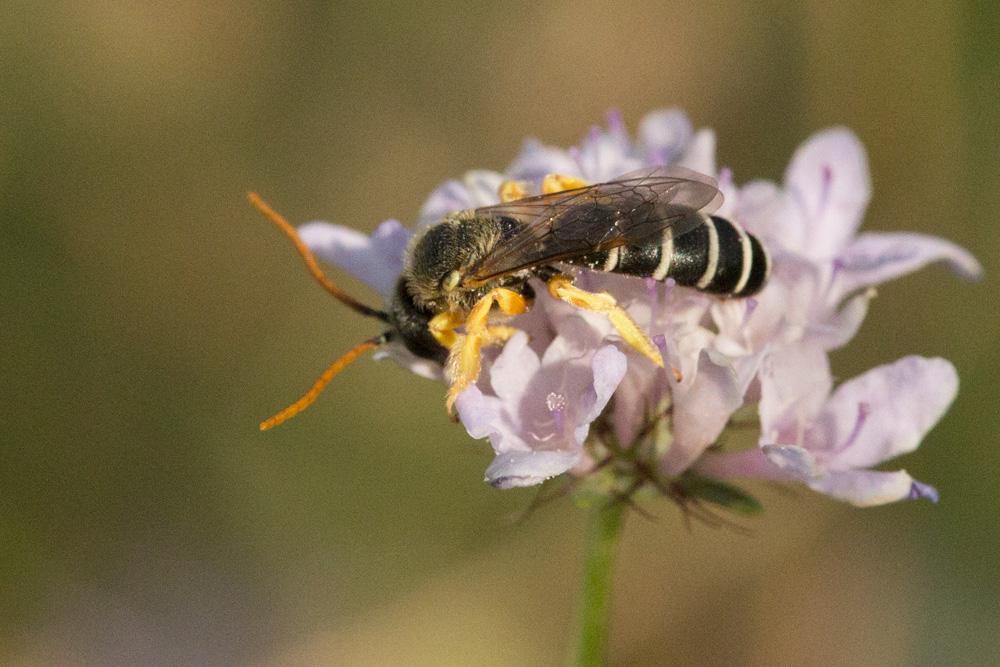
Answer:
[578,345,628,424]
[484,450,581,489]
[417,170,505,226]
[819,356,958,469]
[461,170,506,208]
[417,180,468,226]
[637,109,693,165]
[456,336,625,489]
[574,125,641,182]
[454,385,504,440]
[908,479,940,503]
[733,179,803,250]
[784,128,872,258]
[832,232,983,299]
[757,342,832,444]
[488,331,541,407]
[676,128,716,176]
[807,468,935,507]
[506,139,580,183]
[762,444,820,479]
[610,362,659,450]
[373,344,444,381]
[664,352,749,474]
[694,448,795,482]
[811,288,872,351]
[298,219,410,297]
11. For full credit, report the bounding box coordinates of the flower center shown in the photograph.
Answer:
[546,391,567,433]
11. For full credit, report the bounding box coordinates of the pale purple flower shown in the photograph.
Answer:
[298,218,410,299]
[297,109,978,508]
[455,332,626,488]
[711,129,981,358]
[417,170,505,228]
[698,345,956,506]
[533,269,752,475]
[685,128,979,505]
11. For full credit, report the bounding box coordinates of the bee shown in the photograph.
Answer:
[250,166,770,430]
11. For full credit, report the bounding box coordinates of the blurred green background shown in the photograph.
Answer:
[3,2,998,665]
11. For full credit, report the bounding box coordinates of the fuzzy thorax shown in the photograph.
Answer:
[402,214,508,313]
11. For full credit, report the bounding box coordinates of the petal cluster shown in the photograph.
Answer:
[300,109,979,506]
[455,332,626,489]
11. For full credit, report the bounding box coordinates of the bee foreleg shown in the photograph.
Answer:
[443,287,528,414]
[546,275,665,368]
[428,310,464,349]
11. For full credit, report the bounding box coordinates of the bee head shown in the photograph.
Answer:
[403,216,499,311]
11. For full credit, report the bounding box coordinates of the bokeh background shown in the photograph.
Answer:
[3,2,998,665]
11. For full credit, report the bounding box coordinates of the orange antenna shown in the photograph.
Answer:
[260,337,383,431]
[248,192,388,321]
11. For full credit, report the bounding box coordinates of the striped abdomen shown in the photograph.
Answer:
[567,214,770,297]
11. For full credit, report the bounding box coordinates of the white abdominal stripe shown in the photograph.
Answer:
[565,214,769,297]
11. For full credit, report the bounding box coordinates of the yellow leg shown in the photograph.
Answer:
[542,173,588,194]
[498,180,527,203]
[431,311,518,350]
[443,288,528,414]
[547,275,664,368]
[429,310,464,349]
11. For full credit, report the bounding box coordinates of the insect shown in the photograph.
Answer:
[250,166,770,430]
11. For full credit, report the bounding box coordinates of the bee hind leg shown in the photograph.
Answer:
[547,275,665,369]
[441,288,528,415]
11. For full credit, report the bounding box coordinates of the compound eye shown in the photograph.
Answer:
[442,270,461,293]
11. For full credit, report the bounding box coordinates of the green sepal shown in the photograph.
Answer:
[677,474,763,515]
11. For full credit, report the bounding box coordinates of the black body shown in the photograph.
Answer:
[388,213,769,363]
[386,279,450,364]
[566,214,769,297]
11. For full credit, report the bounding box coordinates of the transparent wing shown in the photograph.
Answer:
[464,166,723,285]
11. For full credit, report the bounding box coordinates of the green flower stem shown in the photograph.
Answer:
[572,500,626,666]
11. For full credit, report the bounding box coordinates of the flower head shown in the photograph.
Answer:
[299,109,979,508]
